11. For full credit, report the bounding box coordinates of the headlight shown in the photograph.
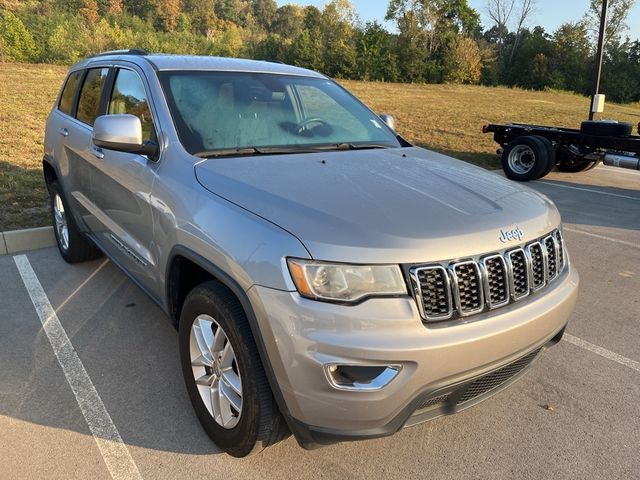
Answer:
[287,258,407,303]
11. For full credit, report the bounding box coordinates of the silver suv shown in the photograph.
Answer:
[43,50,579,457]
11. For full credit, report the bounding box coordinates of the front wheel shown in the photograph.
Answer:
[178,281,289,457]
[501,136,551,181]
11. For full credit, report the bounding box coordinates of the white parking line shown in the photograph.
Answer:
[13,255,143,480]
[564,334,640,373]
[534,181,640,202]
[564,227,640,249]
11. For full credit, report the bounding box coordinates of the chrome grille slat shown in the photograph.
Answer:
[411,230,566,323]
[526,241,547,291]
[481,255,509,309]
[507,248,530,300]
[555,230,565,269]
[544,235,558,280]
[450,261,484,316]
[411,266,453,321]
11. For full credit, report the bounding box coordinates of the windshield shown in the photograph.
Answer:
[157,71,402,156]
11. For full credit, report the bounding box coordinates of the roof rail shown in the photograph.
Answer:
[89,49,149,58]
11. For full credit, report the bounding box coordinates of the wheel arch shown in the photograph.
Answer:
[42,155,60,190]
[165,245,299,438]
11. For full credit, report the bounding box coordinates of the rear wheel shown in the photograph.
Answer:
[501,136,550,181]
[178,281,289,457]
[530,135,556,178]
[49,180,102,263]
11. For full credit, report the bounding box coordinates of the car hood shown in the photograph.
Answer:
[194,147,561,264]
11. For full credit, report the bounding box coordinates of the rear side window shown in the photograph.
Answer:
[108,69,154,142]
[58,71,83,116]
[76,68,109,126]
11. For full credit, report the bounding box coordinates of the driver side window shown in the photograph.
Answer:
[108,69,155,142]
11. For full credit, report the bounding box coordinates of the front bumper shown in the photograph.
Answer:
[247,265,579,447]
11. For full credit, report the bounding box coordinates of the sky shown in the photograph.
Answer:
[275,0,640,40]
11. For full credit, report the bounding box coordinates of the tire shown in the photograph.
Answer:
[530,135,556,178]
[49,180,102,263]
[178,281,289,457]
[501,136,550,181]
[580,121,632,137]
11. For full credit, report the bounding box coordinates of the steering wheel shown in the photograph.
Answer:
[296,117,331,136]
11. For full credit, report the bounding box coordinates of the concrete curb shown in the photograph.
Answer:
[0,226,56,255]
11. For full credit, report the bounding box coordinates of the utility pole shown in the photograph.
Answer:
[589,0,608,120]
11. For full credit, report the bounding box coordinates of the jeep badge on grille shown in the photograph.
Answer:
[499,226,524,243]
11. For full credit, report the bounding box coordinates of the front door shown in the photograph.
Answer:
[88,66,160,294]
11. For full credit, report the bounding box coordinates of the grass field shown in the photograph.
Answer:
[1,62,639,231]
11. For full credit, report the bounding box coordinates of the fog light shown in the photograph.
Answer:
[324,364,401,391]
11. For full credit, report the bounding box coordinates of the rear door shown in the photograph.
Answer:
[88,65,160,294]
[54,67,110,231]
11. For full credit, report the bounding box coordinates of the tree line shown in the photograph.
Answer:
[1,0,639,103]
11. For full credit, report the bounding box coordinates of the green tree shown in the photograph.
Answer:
[320,0,357,77]
[271,4,304,39]
[586,0,635,46]
[443,36,482,83]
[0,10,38,62]
[251,0,276,30]
[357,21,400,81]
[601,39,640,102]
[551,22,591,93]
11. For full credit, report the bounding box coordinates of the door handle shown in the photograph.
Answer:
[58,128,69,137]
[90,146,104,159]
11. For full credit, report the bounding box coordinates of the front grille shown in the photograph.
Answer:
[411,229,565,322]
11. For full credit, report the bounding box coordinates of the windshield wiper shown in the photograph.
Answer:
[195,146,329,158]
[318,143,391,151]
[195,143,390,158]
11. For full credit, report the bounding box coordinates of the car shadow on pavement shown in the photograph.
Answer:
[0,251,223,456]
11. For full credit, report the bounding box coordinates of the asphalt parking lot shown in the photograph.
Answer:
[1,165,638,480]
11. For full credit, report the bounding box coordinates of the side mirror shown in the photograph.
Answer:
[379,114,396,131]
[93,114,157,158]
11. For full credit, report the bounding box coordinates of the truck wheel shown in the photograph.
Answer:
[49,180,102,263]
[501,136,550,181]
[580,121,632,137]
[178,281,289,457]
[531,135,556,178]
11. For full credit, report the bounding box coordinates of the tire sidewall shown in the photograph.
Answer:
[49,181,74,261]
[502,136,550,181]
[178,285,262,457]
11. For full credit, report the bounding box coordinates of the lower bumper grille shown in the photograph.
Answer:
[415,347,541,412]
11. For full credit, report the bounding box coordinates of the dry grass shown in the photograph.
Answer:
[0,62,638,230]
[0,63,68,230]
[342,80,640,167]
